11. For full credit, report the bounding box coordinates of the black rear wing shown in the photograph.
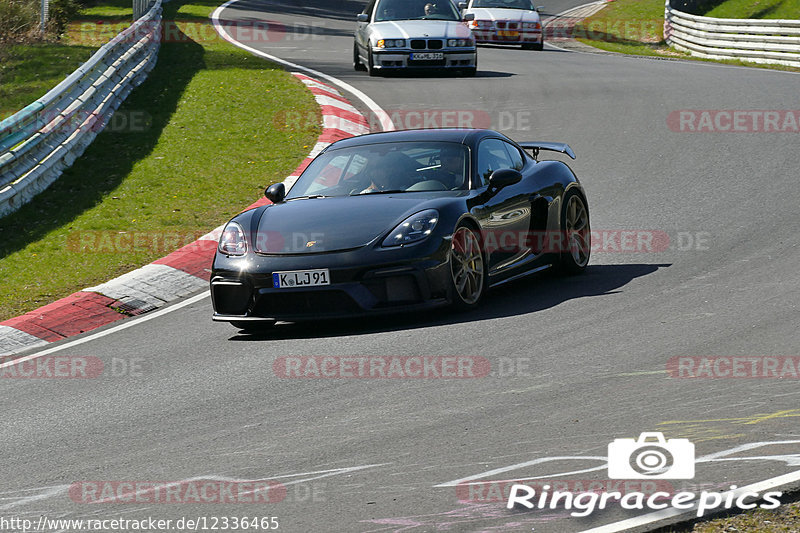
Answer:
[518,142,576,161]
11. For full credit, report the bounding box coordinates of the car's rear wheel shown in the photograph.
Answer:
[558,190,590,274]
[231,320,276,333]
[354,42,366,71]
[449,224,486,309]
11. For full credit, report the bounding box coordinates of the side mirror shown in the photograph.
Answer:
[265,182,286,203]
[356,13,369,22]
[535,5,544,12]
[488,168,522,188]
[463,13,475,21]
[458,1,467,9]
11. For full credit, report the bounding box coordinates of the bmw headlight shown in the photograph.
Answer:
[522,22,541,29]
[218,221,247,256]
[382,209,439,247]
[376,39,405,48]
[448,38,472,47]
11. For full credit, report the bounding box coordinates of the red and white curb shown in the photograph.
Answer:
[0,72,370,357]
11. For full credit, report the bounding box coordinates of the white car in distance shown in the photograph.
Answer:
[462,0,545,50]
[354,0,478,76]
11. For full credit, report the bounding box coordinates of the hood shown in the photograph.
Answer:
[466,8,540,23]
[370,20,472,40]
[253,194,446,254]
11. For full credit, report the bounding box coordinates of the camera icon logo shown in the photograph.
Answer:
[608,432,695,479]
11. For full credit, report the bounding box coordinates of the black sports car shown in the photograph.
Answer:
[211,129,590,330]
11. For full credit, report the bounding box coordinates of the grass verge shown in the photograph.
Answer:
[572,0,800,72]
[663,497,800,532]
[0,0,321,321]
[705,0,800,19]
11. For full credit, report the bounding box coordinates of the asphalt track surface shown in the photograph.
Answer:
[3,1,800,532]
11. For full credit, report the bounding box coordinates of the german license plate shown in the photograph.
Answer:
[410,52,444,60]
[497,30,519,37]
[272,269,330,288]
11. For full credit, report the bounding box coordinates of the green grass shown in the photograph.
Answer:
[705,0,800,19]
[0,0,135,120]
[574,0,800,71]
[573,0,669,56]
[0,44,97,120]
[671,498,800,532]
[0,0,321,321]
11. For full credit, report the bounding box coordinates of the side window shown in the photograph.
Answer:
[475,139,514,187]
[364,0,376,16]
[503,141,525,171]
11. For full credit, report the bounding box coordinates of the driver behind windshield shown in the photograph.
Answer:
[427,145,466,189]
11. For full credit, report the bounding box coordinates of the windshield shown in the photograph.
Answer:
[472,0,535,9]
[374,0,461,21]
[286,142,470,198]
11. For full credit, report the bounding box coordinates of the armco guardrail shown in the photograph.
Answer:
[664,0,800,68]
[0,0,162,218]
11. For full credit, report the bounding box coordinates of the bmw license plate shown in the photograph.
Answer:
[410,52,444,60]
[497,30,519,37]
[273,269,330,288]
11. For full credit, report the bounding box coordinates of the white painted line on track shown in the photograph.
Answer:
[0,291,210,368]
[579,468,800,533]
[210,0,395,131]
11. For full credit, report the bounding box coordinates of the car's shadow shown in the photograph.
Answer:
[378,69,514,79]
[228,263,669,341]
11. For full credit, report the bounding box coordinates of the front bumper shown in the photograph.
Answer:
[472,30,542,45]
[211,238,453,321]
[372,49,476,70]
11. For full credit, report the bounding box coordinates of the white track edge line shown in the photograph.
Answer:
[210,0,395,131]
[579,468,800,533]
[0,291,210,367]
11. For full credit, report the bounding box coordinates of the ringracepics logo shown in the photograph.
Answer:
[608,432,694,479]
[506,433,783,517]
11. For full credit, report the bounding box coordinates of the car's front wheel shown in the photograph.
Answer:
[558,190,590,274]
[449,224,486,310]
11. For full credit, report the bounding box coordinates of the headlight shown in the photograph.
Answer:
[382,209,439,247]
[376,39,405,48]
[469,20,492,29]
[218,221,247,256]
[447,38,472,47]
[522,22,541,29]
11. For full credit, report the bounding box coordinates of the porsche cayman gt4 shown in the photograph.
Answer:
[211,129,590,329]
